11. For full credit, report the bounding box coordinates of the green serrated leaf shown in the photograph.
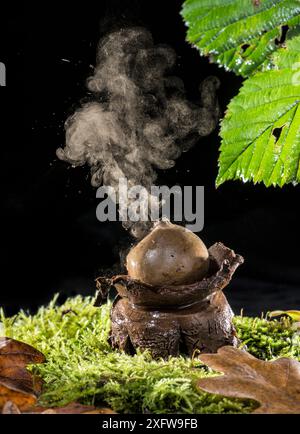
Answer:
[217,36,300,187]
[181,0,300,77]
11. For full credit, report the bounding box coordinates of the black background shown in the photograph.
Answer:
[0,0,299,316]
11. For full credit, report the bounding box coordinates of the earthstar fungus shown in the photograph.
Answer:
[95,222,244,358]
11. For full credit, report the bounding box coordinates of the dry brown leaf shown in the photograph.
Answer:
[41,402,95,414]
[197,346,300,414]
[40,402,116,414]
[23,402,116,414]
[0,337,45,411]
[0,395,115,415]
[82,408,117,414]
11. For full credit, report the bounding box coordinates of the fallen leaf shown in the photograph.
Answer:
[0,337,45,411]
[83,408,116,414]
[24,402,116,414]
[40,402,116,414]
[269,310,300,322]
[197,346,300,414]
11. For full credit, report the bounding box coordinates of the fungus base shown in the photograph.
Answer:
[96,242,244,358]
[111,291,238,358]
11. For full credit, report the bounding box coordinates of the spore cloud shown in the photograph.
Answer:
[57,27,219,237]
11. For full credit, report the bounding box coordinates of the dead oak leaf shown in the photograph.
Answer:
[0,337,45,411]
[83,408,117,414]
[40,402,116,414]
[197,346,300,414]
[20,402,116,414]
[2,401,117,414]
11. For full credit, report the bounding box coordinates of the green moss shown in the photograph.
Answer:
[234,315,300,361]
[0,295,299,414]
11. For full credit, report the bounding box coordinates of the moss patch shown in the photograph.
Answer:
[1,295,299,414]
